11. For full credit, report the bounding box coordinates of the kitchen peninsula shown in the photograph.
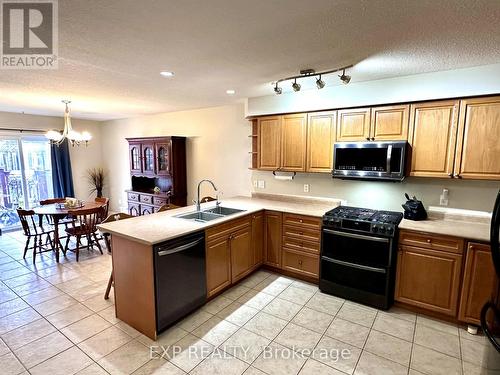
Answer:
[98,194,342,339]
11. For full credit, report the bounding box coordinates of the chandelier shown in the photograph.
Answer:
[45,100,92,146]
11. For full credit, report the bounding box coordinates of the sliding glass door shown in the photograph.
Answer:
[0,136,54,232]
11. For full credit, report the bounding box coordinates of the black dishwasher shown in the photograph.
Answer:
[154,231,206,333]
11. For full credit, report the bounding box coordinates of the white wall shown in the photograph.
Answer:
[0,111,103,200]
[247,63,500,116]
[99,104,251,212]
[251,171,500,212]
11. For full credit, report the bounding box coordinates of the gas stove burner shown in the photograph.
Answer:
[323,206,403,237]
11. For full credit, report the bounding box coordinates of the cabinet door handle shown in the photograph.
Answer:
[366,137,370,141]
[371,137,375,141]
[448,173,453,177]
[299,219,303,223]
[298,260,303,265]
[426,239,432,243]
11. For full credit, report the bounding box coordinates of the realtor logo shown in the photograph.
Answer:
[1,0,58,69]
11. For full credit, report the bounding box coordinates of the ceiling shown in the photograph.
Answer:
[1,0,500,121]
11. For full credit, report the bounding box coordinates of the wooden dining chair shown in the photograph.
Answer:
[17,208,57,264]
[100,212,133,299]
[95,197,110,221]
[200,196,216,203]
[157,203,180,212]
[64,206,105,261]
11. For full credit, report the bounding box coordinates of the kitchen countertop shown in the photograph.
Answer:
[98,194,343,245]
[399,206,492,242]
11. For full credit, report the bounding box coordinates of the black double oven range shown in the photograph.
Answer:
[320,206,403,309]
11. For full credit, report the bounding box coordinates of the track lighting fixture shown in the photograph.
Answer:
[274,83,282,95]
[272,64,352,94]
[339,69,351,84]
[292,79,301,92]
[316,75,325,89]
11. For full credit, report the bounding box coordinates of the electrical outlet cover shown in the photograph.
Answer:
[304,184,310,193]
[258,180,265,189]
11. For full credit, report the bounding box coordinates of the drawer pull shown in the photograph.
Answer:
[298,260,303,265]
[299,219,303,223]
[427,239,432,243]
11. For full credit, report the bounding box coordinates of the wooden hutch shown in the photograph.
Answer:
[126,137,187,216]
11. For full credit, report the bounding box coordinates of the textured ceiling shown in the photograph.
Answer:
[1,0,500,120]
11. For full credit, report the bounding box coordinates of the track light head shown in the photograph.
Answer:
[316,75,325,89]
[274,83,282,95]
[292,79,301,92]
[339,69,351,84]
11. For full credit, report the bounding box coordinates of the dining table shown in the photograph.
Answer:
[33,201,105,263]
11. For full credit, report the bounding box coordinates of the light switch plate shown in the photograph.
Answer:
[439,188,449,206]
[258,180,265,189]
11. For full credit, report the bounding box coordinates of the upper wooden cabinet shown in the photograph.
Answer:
[337,108,371,142]
[258,116,281,170]
[370,105,409,141]
[459,242,497,325]
[155,141,171,176]
[306,112,336,173]
[281,114,307,171]
[454,96,500,180]
[141,141,155,176]
[408,100,460,178]
[129,142,142,174]
[251,95,500,180]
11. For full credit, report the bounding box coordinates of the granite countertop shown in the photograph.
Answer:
[98,193,343,246]
[399,206,492,243]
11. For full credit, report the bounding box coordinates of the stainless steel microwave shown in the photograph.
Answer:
[332,141,407,181]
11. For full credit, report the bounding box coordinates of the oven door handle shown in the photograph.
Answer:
[323,229,389,243]
[322,256,387,273]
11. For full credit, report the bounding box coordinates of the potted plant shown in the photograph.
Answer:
[87,168,105,198]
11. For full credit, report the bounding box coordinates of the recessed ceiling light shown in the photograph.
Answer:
[226,89,235,95]
[160,71,174,77]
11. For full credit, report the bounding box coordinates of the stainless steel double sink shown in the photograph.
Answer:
[174,206,246,222]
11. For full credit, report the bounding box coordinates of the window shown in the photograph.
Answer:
[0,136,54,232]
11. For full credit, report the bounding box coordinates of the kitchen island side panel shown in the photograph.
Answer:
[112,235,157,340]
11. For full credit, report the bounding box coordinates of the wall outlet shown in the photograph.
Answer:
[439,188,449,206]
[257,180,265,189]
[253,180,258,188]
[303,184,310,193]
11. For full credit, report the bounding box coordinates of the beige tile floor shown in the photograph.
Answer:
[0,230,495,375]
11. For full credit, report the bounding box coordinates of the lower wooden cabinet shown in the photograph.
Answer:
[205,236,231,298]
[230,224,253,283]
[264,211,282,268]
[251,212,264,266]
[128,202,140,216]
[458,242,497,324]
[141,205,154,216]
[395,244,463,316]
[205,216,253,297]
[281,213,321,279]
[282,248,319,278]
